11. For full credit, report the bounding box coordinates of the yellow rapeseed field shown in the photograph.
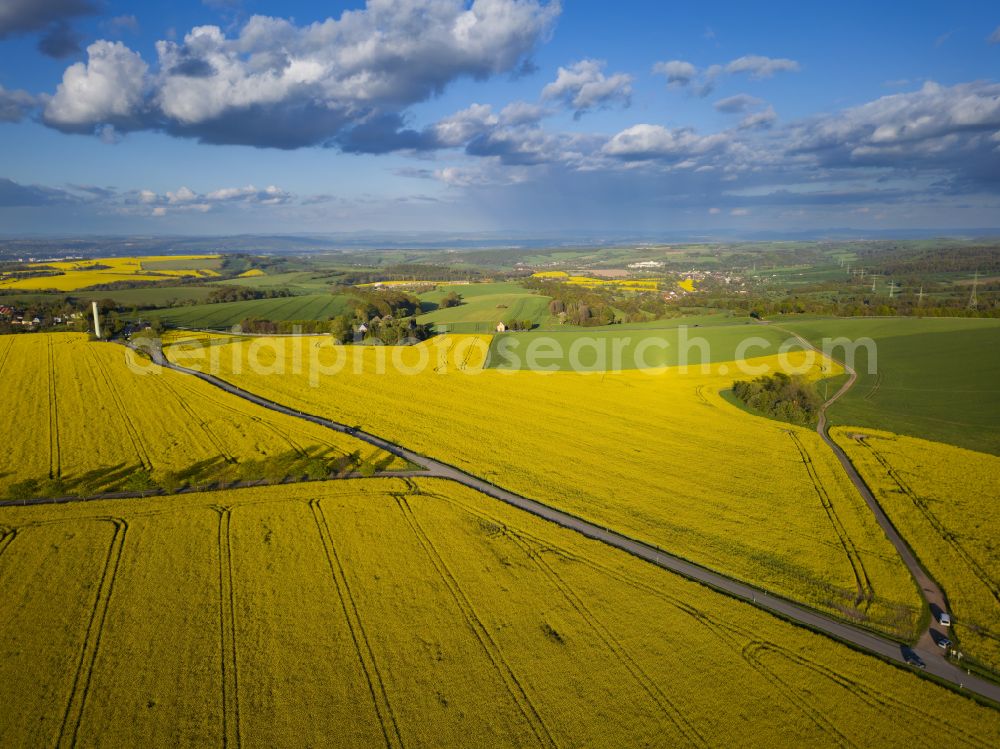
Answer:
[530,271,661,290]
[0,255,220,291]
[833,427,1000,673]
[0,478,995,747]
[0,333,404,497]
[163,332,923,636]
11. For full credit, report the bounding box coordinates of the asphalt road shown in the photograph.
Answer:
[129,340,1000,703]
[778,327,996,698]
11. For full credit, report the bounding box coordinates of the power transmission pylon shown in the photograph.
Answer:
[968,271,979,309]
[917,286,924,306]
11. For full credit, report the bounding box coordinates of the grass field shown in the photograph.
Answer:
[0,333,403,497]
[144,293,353,328]
[488,321,797,371]
[163,333,923,635]
[416,282,553,332]
[211,271,338,290]
[139,256,223,272]
[0,286,219,307]
[0,255,221,291]
[833,427,1000,673]
[784,317,1000,454]
[0,478,996,747]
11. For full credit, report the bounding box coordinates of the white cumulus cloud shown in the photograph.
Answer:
[44,40,148,129]
[603,124,730,161]
[41,1,560,149]
[542,59,632,117]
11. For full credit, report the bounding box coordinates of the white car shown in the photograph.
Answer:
[938,612,951,627]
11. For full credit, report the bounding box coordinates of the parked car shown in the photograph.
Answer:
[937,637,952,650]
[938,611,951,627]
[905,653,926,669]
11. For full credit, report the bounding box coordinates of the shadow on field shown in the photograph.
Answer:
[0,445,404,502]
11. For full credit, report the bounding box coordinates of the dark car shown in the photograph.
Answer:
[904,653,926,669]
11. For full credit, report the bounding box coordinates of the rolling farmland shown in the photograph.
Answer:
[143,293,354,328]
[416,282,553,332]
[487,321,789,371]
[785,317,1000,454]
[833,427,1000,673]
[163,332,924,636]
[0,478,997,747]
[0,255,221,291]
[0,333,404,498]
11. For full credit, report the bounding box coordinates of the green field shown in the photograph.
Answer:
[417,282,553,333]
[784,317,1000,454]
[210,271,338,291]
[487,322,800,371]
[145,293,352,329]
[0,286,218,307]
[141,257,224,272]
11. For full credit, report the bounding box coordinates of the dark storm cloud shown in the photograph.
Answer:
[0,0,98,58]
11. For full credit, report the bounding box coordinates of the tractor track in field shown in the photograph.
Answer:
[435,489,985,746]
[47,337,61,479]
[159,377,238,463]
[506,529,707,746]
[0,336,15,379]
[0,525,17,559]
[310,498,403,749]
[87,347,153,472]
[38,338,995,705]
[57,517,127,749]
[785,430,875,610]
[213,506,242,749]
[396,495,558,748]
[855,436,1000,607]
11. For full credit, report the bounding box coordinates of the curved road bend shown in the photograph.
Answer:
[777,327,992,693]
[137,342,999,703]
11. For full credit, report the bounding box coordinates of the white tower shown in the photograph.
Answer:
[92,301,102,339]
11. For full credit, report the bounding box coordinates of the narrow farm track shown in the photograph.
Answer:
[775,327,992,693]
[785,430,875,609]
[57,518,128,749]
[214,506,242,749]
[47,337,61,479]
[121,340,1000,703]
[310,499,403,749]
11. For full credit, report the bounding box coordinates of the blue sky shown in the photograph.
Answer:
[1,0,999,235]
